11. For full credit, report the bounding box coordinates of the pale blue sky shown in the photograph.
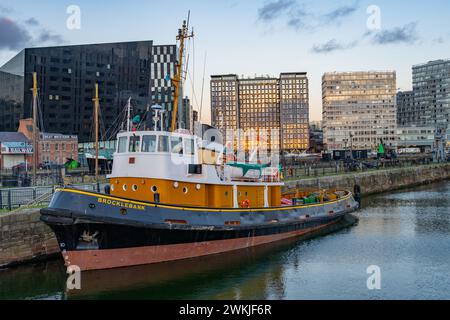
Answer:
[0,0,449,122]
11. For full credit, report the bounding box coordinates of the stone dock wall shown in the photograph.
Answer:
[0,209,59,268]
[284,163,450,195]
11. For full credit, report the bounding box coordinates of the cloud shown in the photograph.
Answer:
[258,1,360,33]
[25,17,40,26]
[324,4,359,23]
[0,16,65,51]
[37,30,65,45]
[0,6,13,14]
[371,22,419,45]
[258,0,296,22]
[0,17,32,50]
[287,9,308,31]
[432,37,444,44]
[311,39,358,54]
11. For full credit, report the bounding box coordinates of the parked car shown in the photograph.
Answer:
[39,161,60,169]
[343,159,361,171]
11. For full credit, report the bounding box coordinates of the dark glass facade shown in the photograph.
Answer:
[0,70,24,131]
[412,60,450,126]
[397,91,415,126]
[0,41,178,142]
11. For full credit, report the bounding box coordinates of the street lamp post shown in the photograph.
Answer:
[350,132,354,159]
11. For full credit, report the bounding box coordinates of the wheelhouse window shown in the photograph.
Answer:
[158,135,169,152]
[184,138,195,156]
[118,136,127,153]
[129,135,141,152]
[142,135,157,153]
[170,136,183,154]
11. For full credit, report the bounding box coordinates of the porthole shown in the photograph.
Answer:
[183,187,189,194]
[110,184,115,192]
[245,192,248,196]
[123,184,127,191]
[196,184,201,190]
[151,185,158,193]
[173,182,179,189]
[132,184,138,191]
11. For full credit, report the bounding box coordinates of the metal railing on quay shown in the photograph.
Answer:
[281,157,447,180]
[0,182,108,212]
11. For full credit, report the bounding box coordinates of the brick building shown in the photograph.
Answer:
[18,119,78,165]
[0,132,32,170]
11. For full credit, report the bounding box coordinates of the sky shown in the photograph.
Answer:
[1,0,449,123]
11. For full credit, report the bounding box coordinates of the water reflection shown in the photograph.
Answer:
[0,261,66,300]
[0,238,301,300]
[68,239,299,300]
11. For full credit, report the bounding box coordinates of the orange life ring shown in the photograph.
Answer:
[241,199,250,208]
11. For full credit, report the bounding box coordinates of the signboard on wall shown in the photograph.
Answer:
[1,142,33,154]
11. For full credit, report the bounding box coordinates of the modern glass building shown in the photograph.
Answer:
[0,70,24,131]
[397,91,415,126]
[210,74,239,134]
[412,59,450,126]
[0,41,182,142]
[396,125,436,152]
[322,71,397,151]
[279,73,309,151]
[180,97,193,132]
[238,77,280,152]
[210,73,309,153]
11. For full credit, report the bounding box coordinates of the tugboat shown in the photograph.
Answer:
[40,19,359,271]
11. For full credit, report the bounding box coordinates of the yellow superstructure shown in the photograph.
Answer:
[110,177,281,208]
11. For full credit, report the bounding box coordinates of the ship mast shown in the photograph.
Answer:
[126,97,131,132]
[93,83,100,182]
[170,15,194,132]
[32,72,38,186]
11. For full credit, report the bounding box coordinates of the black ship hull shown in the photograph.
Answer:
[41,188,359,270]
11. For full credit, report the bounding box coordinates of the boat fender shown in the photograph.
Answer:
[104,185,111,195]
[241,199,250,208]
